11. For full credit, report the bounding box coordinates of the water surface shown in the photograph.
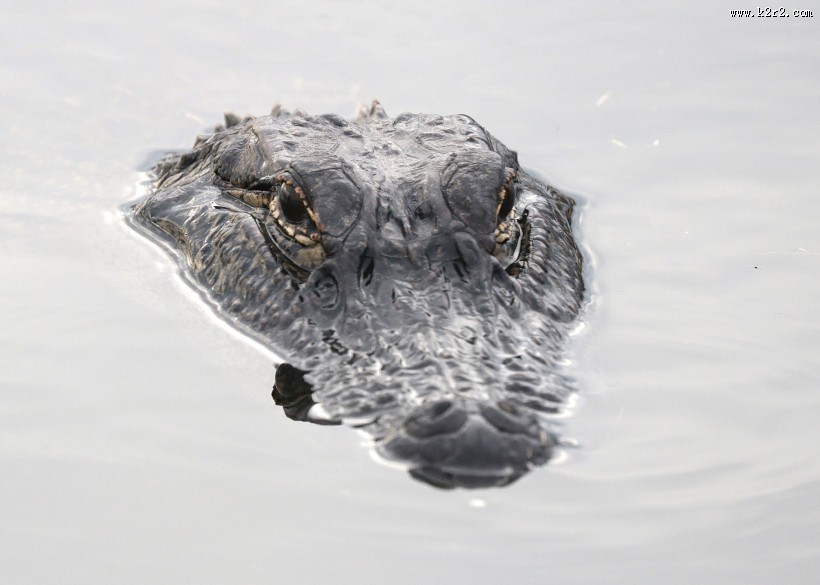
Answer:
[2,2,819,583]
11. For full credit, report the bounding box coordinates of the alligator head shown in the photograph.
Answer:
[133,101,585,489]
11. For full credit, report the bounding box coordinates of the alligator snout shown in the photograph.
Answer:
[377,396,555,489]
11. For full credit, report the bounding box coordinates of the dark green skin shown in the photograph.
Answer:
[133,102,584,488]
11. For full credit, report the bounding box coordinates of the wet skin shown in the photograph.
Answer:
[133,102,585,488]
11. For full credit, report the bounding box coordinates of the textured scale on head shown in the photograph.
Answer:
[133,100,585,489]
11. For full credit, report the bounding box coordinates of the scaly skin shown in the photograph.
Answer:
[132,101,585,488]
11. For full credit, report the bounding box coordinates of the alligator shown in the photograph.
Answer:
[131,101,585,489]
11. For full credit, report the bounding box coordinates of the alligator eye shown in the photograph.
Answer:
[497,172,517,221]
[493,171,523,269]
[268,175,321,249]
[279,182,308,223]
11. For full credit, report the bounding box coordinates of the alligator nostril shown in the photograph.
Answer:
[403,400,468,438]
[481,401,535,434]
[496,399,518,415]
[430,399,453,417]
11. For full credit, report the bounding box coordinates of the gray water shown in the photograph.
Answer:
[2,1,819,583]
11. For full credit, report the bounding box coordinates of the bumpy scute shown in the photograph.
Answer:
[131,102,585,489]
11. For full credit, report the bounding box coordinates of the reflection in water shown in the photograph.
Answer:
[132,104,587,489]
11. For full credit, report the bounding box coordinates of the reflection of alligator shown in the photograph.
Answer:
[132,101,585,489]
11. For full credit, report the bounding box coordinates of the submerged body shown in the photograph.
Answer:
[133,102,585,488]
